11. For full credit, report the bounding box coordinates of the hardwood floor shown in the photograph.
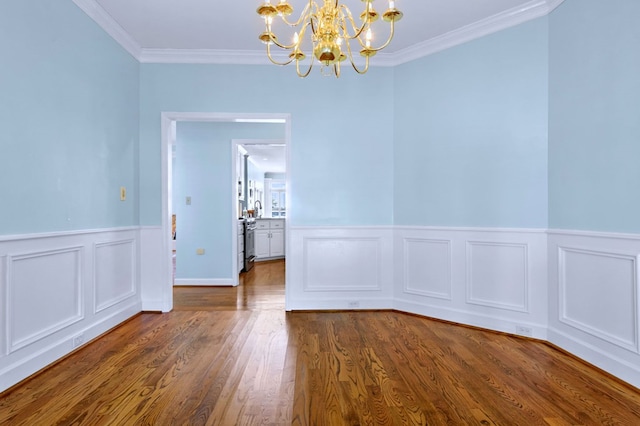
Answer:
[1,259,640,425]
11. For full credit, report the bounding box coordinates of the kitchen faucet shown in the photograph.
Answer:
[254,200,262,218]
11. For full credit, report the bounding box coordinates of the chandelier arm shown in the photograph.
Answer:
[295,56,314,78]
[338,4,369,40]
[266,22,298,50]
[341,29,370,75]
[349,55,370,75]
[279,2,313,27]
[266,43,295,66]
[368,19,396,52]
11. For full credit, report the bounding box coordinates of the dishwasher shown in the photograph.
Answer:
[244,218,256,272]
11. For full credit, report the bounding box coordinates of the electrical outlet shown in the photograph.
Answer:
[196,248,205,255]
[120,186,126,201]
[73,333,85,348]
[515,326,533,337]
[347,301,360,309]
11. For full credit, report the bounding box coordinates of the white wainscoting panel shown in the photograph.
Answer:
[95,240,136,313]
[0,255,5,356]
[7,247,83,353]
[559,247,638,352]
[139,226,171,312]
[288,227,394,310]
[0,227,141,393]
[394,227,548,339]
[403,238,452,300]
[304,237,381,291]
[466,241,528,312]
[548,230,640,389]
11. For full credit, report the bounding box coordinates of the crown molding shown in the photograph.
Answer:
[138,48,396,67]
[73,0,564,66]
[391,0,565,66]
[71,0,142,60]
[139,48,285,65]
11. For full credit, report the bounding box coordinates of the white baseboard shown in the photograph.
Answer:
[174,278,234,286]
[394,299,548,339]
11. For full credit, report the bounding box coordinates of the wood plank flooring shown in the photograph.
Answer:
[1,259,640,425]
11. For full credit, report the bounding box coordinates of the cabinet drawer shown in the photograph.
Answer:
[256,221,270,229]
[270,220,284,229]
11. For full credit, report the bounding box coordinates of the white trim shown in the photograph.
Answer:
[74,0,564,66]
[394,225,547,234]
[70,0,141,60]
[391,0,564,65]
[290,225,396,232]
[139,48,396,67]
[548,228,640,240]
[0,226,140,242]
[174,279,235,286]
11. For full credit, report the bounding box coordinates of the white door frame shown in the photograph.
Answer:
[160,112,292,312]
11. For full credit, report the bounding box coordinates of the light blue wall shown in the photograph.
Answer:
[0,1,139,235]
[393,19,549,228]
[173,122,284,280]
[548,0,640,233]
[140,64,395,227]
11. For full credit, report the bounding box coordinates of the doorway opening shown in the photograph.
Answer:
[161,112,292,312]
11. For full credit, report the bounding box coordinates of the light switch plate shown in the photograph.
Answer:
[186,196,192,205]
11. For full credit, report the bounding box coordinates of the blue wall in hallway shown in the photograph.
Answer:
[0,1,139,235]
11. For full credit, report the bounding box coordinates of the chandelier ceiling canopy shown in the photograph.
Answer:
[257,0,403,77]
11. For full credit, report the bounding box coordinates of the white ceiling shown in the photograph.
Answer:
[81,0,563,64]
[242,144,286,174]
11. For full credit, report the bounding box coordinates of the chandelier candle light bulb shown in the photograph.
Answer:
[256,0,402,77]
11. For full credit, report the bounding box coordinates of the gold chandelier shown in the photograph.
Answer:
[257,0,403,77]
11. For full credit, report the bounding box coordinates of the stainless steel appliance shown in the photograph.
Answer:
[244,218,256,272]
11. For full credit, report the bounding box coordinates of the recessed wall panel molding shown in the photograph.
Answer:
[558,246,638,352]
[0,255,6,356]
[303,237,382,291]
[403,238,452,300]
[7,247,84,353]
[466,241,529,312]
[94,239,137,313]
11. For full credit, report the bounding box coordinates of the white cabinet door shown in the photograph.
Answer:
[255,229,270,259]
[270,229,285,257]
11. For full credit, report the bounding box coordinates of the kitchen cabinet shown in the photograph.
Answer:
[237,220,245,273]
[255,219,285,260]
